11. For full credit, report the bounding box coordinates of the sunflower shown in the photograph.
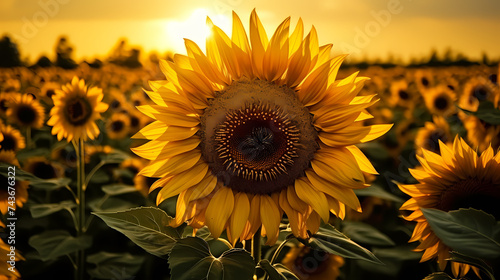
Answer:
[132,10,392,245]
[398,137,500,277]
[389,79,415,108]
[120,158,149,196]
[0,150,28,215]
[282,244,344,280]
[0,238,24,279]
[414,116,452,154]
[38,81,61,105]
[414,69,434,94]
[458,76,497,112]
[422,85,457,117]
[0,92,16,117]
[23,157,64,179]
[106,112,130,140]
[47,77,109,142]
[0,124,26,152]
[6,93,45,129]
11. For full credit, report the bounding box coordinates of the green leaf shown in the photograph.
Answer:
[87,251,145,280]
[88,197,137,212]
[100,150,130,164]
[89,169,110,183]
[459,101,500,125]
[93,207,181,258]
[273,263,300,280]
[342,221,395,246]
[101,184,138,196]
[30,200,76,218]
[448,251,495,280]
[300,224,383,264]
[0,163,70,190]
[354,185,404,203]
[259,259,299,280]
[169,237,255,280]
[29,230,92,261]
[421,208,500,259]
[422,272,454,280]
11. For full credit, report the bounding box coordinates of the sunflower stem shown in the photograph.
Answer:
[75,138,86,280]
[26,127,31,149]
[270,235,294,265]
[252,228,262,265]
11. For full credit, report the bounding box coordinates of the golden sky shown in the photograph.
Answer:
[2,0,500,63]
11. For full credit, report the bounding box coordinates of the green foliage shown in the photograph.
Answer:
[259,259,299,280]
[29,200,76,218]
[101,184,138,196]
[421,208,500,259]
[87,252,145,280]
[299,224,383,264]
[0,162,71,190]
[459,101,500,125]
[342,221,395,246]
[93,207,181,258]
[354,184,404,203]
[448,251,495,280]
[29,230,92,261]
[168,237,255,280]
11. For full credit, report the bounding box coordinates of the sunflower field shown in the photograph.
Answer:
[1,10,500,280]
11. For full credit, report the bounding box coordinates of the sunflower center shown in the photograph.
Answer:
[200,79,317,194]
[472,86,488,102]
[421,77,429,87]
[426,130,448,153]
[130,116,139,127]
[293,247,330,276]
[65,97,92,125]
[398,90,409,100]
[433,95,449,110]
[439,178,500,219]
[31,162,57,179]
[111,120,124,132]
[17,105,37,125]
[0,135,16,151]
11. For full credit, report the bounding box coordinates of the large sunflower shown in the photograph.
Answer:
[133,10,392,245]
[6,93,45,129]
[47,77,109,142]
[398,137,500,277]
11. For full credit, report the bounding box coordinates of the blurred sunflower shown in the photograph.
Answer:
[0,238,24,279]
[133,10,391,245]
[398,137,500,277]
[462,114,500,151]
[423,85,457,117]
[47,77,109,142]
[38,81,61,104]
[0,92,16,117]
[0,150,28,215]
[119,158,149,196]
[0,124,26,152]
[6,93,45,129]
[106,112,130,140]
[415,116,452,154]
[389,79,414,108]
[414,69,434,93]
[23,157,64,179]
[282,244,344,280]
[458,76,497,111]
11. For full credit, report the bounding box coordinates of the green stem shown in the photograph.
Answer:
[84,194,110,230]
[26,127,31,149]
[270,235,294,265]
[84,161,105,187]
[75,139,86,280]
[252,227,262,265]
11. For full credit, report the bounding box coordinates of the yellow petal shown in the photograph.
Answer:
[295,177,330,222]
[228,192,250,244]
[155,163,209,203]
[260,195,281,245]
[250,9,269,78]
[206,187,234,239]
[346,145,378,175]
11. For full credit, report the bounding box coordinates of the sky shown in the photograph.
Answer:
[2,0,500,63]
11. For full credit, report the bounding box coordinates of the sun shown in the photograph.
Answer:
[163,8,231,53]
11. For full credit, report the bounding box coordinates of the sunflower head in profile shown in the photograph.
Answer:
[106,112,130,140]
[422,85,457,117]
[0,123,26,152]
[415,116,452,155]
[398,137,500,277]
[0,150,28,215]
[6,93,45,129]
[133,10,392,245]
[47,77,109,142]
